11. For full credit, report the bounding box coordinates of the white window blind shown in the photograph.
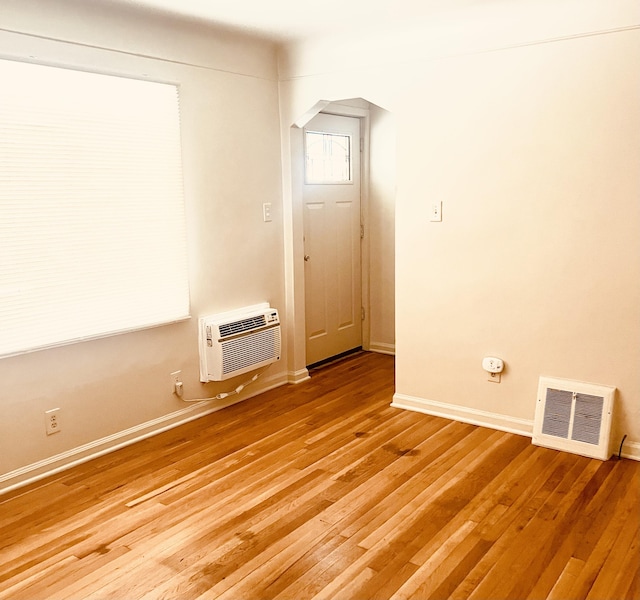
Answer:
[0,59,190,358]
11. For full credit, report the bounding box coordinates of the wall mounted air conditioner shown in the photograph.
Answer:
[532,376,615,460]
[198,304,281,382]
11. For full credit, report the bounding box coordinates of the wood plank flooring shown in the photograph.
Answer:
[0,352,638,599]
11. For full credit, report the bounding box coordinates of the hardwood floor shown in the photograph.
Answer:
[1,352,638,600]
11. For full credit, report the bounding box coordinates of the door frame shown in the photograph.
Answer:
[302,112,364,366]
[288,101,371,379]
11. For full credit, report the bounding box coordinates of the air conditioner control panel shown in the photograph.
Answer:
[265,310,279,324]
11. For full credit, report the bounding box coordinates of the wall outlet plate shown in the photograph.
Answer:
[170,370,182,394]
[45,408,61,435]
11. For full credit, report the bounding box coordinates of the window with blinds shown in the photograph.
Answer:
[0,59,190,358]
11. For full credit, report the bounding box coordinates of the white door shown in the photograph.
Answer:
[303,113,362,365]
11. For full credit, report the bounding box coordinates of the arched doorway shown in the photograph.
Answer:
[286,98,396,377]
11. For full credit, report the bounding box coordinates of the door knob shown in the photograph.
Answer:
[304,255,310,262]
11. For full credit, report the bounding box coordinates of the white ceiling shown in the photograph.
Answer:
[110,0,496,42]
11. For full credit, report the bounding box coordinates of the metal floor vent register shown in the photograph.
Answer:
[198,303,281,382]
[532,376,615,460]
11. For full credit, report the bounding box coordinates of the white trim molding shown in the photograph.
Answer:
[288,368,311,384]
[369,342,395,356]
[620,440,640,461]
[391,393,533,438]
[391,393,640,462]
[0,373,288,496]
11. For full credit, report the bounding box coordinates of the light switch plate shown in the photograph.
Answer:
[430,201,442,222]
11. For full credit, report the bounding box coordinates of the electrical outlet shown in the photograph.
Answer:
[170,370,183,396]
[488,372,501,383]
[45,408,61,435]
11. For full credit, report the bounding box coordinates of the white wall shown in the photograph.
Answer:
[368,106,396,354]
[0,0,286,490]
[1,0,637,492]
[279,0,640,457]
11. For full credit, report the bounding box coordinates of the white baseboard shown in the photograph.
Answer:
[0,373,288,496]
[391,393,640,462]
[620,440,640,461]
[5,381,636,496]
[391,393,533,438]
[287,368,310,384]
[369,342,395,356]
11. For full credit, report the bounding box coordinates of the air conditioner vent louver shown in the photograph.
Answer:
[198,304,281,382]
[219,315,267,338]
[222,327,281,376]
[533,377,615,460]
